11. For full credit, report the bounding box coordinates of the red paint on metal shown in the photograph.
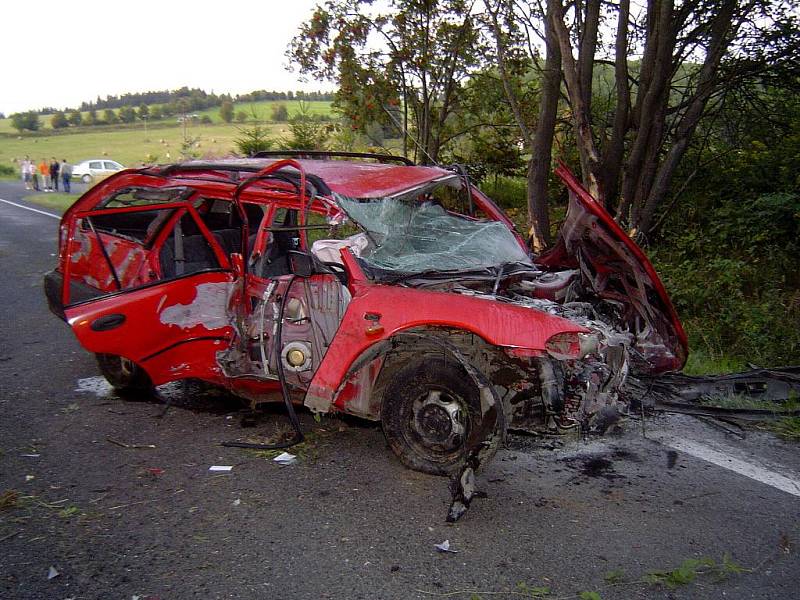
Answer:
[309,283,587,411]
[64,271,235,385]
[546,165,688,369]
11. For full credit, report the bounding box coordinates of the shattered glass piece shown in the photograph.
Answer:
[335,195,532,274]
[434,540,458,553]
[273,452,297,465]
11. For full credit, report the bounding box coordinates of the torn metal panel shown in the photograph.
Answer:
[159,282,234,330]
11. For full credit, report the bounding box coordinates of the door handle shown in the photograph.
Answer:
[90,313,126,331]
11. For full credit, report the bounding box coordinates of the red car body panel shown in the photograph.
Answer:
[304,278,589,413]
[64,271,236,386]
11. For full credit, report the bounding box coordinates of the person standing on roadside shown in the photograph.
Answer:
[38,158,50,191]
[32,158,41,190]
[21,156,33,190]
[50,157,60,192]
[60,159,72,193]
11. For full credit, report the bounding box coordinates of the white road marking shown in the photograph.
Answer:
[0,197,60,220]
[656,434,800,498]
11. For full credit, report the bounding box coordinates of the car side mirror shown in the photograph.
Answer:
[287,251,315,278]
[230,252,244,278]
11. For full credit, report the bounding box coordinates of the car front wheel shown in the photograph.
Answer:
[381,357,503,476]
[95,353,153,394]
[81,174,93,183]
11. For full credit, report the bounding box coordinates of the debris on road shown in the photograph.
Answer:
[47,566,60,580]
[107,437,156,449]
[273,452,297,466]
[435,540,458,553]
[635,366,800,420]
[208,465,233,472]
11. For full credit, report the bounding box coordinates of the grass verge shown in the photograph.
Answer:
[24,192,75,213]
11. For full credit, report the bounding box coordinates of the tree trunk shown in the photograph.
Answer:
[618,0,678,224]
[550,0,603,200]
[527,0,562,250]
[634,0,739,234]
[599,0,630,210]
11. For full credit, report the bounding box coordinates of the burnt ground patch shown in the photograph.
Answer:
[561,446,642,483]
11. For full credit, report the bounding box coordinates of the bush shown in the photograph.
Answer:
[68,110,82,126]
[271,104,289,122]
[235,125,273,156]
[200,115,212,124]
[219,100,234,123]
[50,112,69,129]
[0,164,16,177]
[10,111,39,132]
[652,191,800,367]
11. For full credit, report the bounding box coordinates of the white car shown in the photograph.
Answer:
[72,159,125,183]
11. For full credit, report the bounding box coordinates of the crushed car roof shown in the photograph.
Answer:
[146,158,456,199]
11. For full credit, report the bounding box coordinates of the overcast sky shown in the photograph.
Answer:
[1,0,332,115]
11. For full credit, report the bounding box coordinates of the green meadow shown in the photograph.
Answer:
[0,100,335,168]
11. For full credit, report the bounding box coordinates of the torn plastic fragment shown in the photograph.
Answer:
[273,452,297,465]
[434,540,458,553]
[47,566,60,580]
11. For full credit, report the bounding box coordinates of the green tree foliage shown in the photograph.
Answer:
[84,109,97,126]
[651,85,800,366]
[235,110,248,123]
[10,111,40,132]
[271,103,289,122]
[289,0,487,163]
[103,109,119,124]
[219,100,234,123]
[149,105,163,120]
[138,104,149,120]
[50,112,69,129]
[235,125,273,156]
[118,106,136,123]
[67,110,82,126]
[283,101,330,150]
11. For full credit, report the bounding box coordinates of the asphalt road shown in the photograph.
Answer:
[1,179,799,600]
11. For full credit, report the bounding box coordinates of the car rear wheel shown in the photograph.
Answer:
[81,174,93,183]
[381,357,503,476]
[95,353,153,394]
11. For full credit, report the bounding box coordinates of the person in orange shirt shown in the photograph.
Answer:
[38,159,51,191]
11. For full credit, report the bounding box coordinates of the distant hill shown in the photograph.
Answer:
[27,87,334,116]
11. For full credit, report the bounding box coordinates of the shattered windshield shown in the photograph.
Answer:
[334,184,532,274]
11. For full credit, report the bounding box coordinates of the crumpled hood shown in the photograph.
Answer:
[536,166,687,373]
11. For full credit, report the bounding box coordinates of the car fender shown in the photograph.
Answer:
[303,282,587,415]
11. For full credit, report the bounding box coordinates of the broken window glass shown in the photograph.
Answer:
[334,193,532,274]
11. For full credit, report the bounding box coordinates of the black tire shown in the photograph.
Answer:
[381,357,503,476]
[95,353,153,394]
[81,174,93,184]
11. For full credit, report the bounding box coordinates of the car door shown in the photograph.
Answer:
[88,161,103,177]
[62,199,239,386]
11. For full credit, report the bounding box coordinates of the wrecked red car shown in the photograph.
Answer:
[44,152,687,479]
